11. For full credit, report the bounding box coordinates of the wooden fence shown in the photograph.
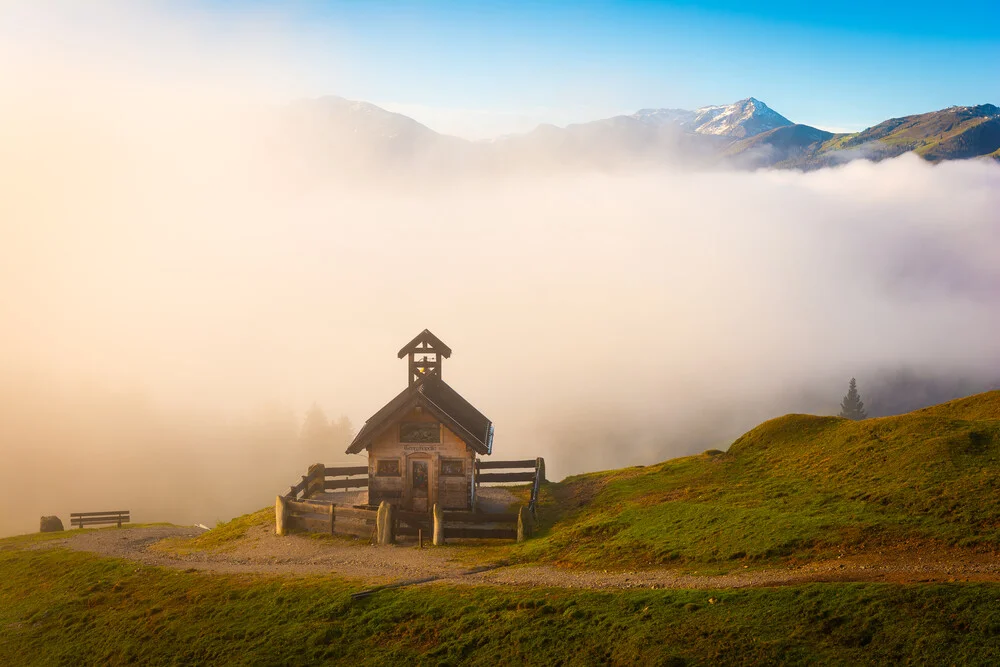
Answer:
[285,460,545,514]
[277,496,378,539]
[284,463,369,501]
[443,510,520,540]
[392,505,530,543]
[475,457,545,516]
[277,496,526,543]
[323,465,369,493]
[277,459,542,542]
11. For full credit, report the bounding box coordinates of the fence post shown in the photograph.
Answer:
[471,458,478,511]
[328,502,335,535]
[530,457,545,519]
[376,501,397,545]
[517,505,533,543]
[376,501,387,543]
[433,503,445,546]
[275,495,288,536]
[306,463,325,498]
[383,503,396,545]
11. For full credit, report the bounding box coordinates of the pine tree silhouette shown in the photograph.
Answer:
[839,378,867,420]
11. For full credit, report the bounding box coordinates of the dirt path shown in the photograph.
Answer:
[36,525,467,581]
[465,555,1000,589]
[28,525,1000,590]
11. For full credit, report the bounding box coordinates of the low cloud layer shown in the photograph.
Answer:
[1,2,998,537]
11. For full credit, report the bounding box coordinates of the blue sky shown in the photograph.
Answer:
[135,1,1000,136]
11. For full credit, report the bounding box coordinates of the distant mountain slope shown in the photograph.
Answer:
[816,104,1000,164]
[631,107,697,127]
[486,96,791,167]
[499,113,728,168]
[725,124,835,167]
[289,95,444,147]
[283,95,478,176]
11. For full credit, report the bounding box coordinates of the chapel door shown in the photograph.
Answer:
[409,459,429,512]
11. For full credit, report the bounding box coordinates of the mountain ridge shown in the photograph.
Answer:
[288,95,1000,171]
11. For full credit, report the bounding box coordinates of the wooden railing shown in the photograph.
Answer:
[323,465,369,492]
[395,508,522,541]
[475,457,545,516]
[278,499,528,544]
[285,473,311,500]
[281,497,333,533]
[440,510,519,540]
[284,463,369,500]
[277,497,377,539]
[277,459,542,542]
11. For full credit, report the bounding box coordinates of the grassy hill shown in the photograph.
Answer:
[518,391,1000,568]
[3,392,1000,664]
[812,104,1000,165]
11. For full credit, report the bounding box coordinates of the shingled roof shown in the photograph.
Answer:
[345,374,493,455]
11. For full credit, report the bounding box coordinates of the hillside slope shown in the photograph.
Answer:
[521,391,1000,568]
[813,104,1000,165]
[725,124,836,167]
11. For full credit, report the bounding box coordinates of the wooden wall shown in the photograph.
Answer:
[368,407,475,511]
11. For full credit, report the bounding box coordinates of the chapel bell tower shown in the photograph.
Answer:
[397,329,453,386]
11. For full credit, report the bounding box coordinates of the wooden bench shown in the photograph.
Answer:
[70,510,130,529]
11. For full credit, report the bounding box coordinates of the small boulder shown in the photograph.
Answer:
[40,516,64,532]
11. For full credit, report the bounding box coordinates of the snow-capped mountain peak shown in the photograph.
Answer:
[691,97,792,139]
[627,98,791,139]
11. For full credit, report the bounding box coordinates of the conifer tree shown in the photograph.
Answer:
[839,378,867,420]
[300,403,332,462]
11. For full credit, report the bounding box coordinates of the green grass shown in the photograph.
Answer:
[508,391,1000,569]
[152,507,275,555]
[808,105,1000,164]
[0,530,79,551]
[2,547,1000,665]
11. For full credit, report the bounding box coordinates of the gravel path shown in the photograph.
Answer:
[463,553,1000,589]
[28,526,1000,590]
[37,525,468,582]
